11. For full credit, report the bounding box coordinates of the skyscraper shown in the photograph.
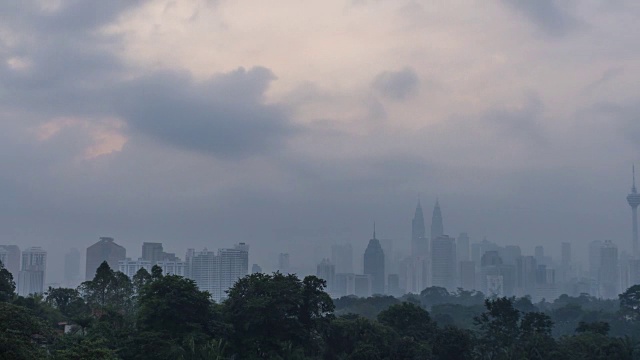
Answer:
[628,166,640,257]
[85,237,126,280]
[331,244,353,273]
[431,200,444,241]
[278,253,290,273]
[64,248,81,287]
[599,240,619,299]
[411,201,428,257]
[0,245,20,278]
[142,242,164,263]
[316,258,335,293]
[186,244,249,302]
[431,235,456,290]
[364,225,385,295]
[17,247,46,296]
[457,233,470,262]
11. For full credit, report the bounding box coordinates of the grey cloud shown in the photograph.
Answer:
[115,67,295,158]
[372,67,419,101]
[481,94,547,144]
[501,0,580,37]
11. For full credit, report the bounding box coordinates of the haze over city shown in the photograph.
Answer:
[1,0,640,286]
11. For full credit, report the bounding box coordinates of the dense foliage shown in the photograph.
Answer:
[2,259,640,359]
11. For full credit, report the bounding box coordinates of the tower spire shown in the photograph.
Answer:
[633,165,637,194]
[373,222,376,239]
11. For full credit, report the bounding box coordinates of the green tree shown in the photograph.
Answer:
[433,326,473,360]
[0,302,53,359]
[575,321,610,335]
[619,285,640,321]
[52,337,117,360]
[474,297,521,359]
[45,287,88,319]
[0,260,15,302]
[377,302,436,340]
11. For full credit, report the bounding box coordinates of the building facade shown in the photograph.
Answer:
[86,237,126,280]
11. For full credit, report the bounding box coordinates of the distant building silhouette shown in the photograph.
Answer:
[142,242,164,263]
[459,260,476,290]
[430,200,444,241]
[251,264,262,273]
[364,225,385,295]
[628,166,640,257]
[278,253,290,273]
[456,233,470,262]
[85,237,126,280]
[64,248,81,288]
[17,247,46,296]
[186,243,249,302]
[431,235,456,291]
[0,245,20,278]
[599,240,619,299]
[331,244,353,274]
[411,201,428,257]
[316,258,335,293]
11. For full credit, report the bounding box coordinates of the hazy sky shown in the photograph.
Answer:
[2,1,640,281]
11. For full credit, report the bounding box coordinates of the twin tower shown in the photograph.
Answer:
[411,199,443,257]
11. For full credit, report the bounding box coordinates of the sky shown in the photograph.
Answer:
[2,0,640,281]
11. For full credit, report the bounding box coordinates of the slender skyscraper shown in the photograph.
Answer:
[431,200,444,241]
[411,201,427,257]
[627,166,640,258]
[364,224,385,295]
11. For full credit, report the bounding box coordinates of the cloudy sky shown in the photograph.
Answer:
[2,0,640,280]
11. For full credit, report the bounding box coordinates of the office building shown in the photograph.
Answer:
[363,226,385,295]
[142,242,164,263]
[412,201,428,257]
[186,244,249,302]
[0,245,20,277]
[86,237,126,280]
[316,258,335,293]
[388,274,401,297]
[354,274,372,297]
[64,248,81,287]
[431,235,456,290]
[460,260,476,290]
[118,258,152,278]
[430,200,444,241]
[331,244,353,274]
[457,233,470,262]
[599,240,619,299]
[17,247,46,296]
[278,253,290,273]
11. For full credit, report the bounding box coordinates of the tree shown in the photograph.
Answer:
[52,337,117,360]
[45,287,87,319]
[377,302,436,340]
[474,297,521,359]
[0,260,15,302]
[619,285,640,320]
[0,302,52,359]
[575,321,610,335]
[132,267,152,295]
[224,272,334,358]
[433,326,473,360]
[324,316,398,360]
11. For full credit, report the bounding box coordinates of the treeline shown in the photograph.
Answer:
[2,261,640,359]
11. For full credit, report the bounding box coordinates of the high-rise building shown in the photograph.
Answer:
[430,200,444,241]
[599,240,619,299]
[534,246,544,265]
[278,253,290,273]
[363,226,385,295]
[561,242,571,267]
[431,235,456,290]
[252,264,262,273]
[64,248,81,287]
[331,244,353,274]
[387,274,401,297]
[85,237,126,280]
[156,260,187,277]
[457,233,470,262]
[118,258,152,278]
[516,255,537,297]
[459,260,476,290]
[589,240,603,279]
[411,201,428,257]
[628,166,640,257]
[316,258,335,293]
[142,242,164,263]
[17,247,46,296]
[354,274,372,297]
[0,245,20,278]
[379,238,394,279]
[186,244,249,302]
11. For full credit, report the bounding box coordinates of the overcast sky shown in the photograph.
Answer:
[2,0,640,281]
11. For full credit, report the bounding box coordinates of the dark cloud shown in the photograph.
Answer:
[372,67,419,101]
[115,67,295,158]
[501,0,580,37]
[481,93,547,145]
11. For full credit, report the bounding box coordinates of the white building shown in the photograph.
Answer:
[118,258,152,278]
[17,247,46,296]
[186,243,249,302]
